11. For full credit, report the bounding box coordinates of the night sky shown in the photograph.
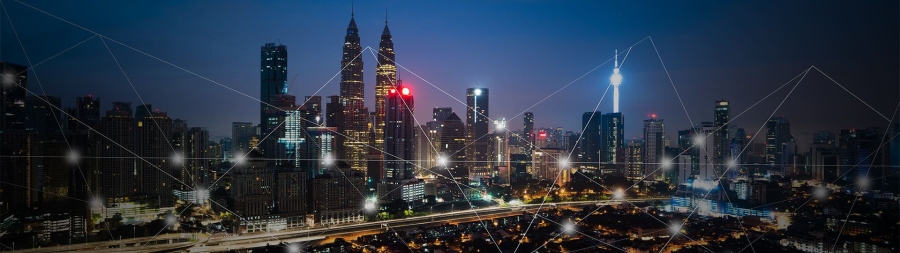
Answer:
[2,1,897,148]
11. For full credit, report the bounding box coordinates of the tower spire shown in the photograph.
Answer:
[351,0,354,17]
[615,49,618,68]
[385,8,388,24]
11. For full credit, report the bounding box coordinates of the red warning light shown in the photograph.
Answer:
[401,87,410,96]
[390,89,396,94]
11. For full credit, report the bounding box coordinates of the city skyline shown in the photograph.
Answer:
[1,1,896,141]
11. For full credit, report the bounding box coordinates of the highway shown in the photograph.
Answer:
[8,198,667,253]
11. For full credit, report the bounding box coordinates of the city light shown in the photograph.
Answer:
[365,198,377,211]
[473,88,482,96]
[438,156,448,167]
[559,158,569,168]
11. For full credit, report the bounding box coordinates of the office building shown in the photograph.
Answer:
[465,88,489,184]
[642,115,665,180]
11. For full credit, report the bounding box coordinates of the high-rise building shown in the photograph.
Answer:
[264,94,302,167]
[135,104,152,123]
[230,149,272,219]
[765,116,793,166]
[24,95,62,134]
[260,43,288,138]
[304,96,323,126]
[523,112,535,162]
[694,122,718,180]
[383,85,416,181]
[186,127,209,186]
[465,88,489,184]
[338,12,369,172]
[642,115,665,180]
[95,102,135,204]
[491,118,510,184]
[220,138,232,161]
[439,112,467,190]
[309,165,365,226]
[374,17,397,157]
[71,95,100,133]
[811,143,839,181]
[626,139,644,181]
[713,100,730,176]
[730,127,747,177]
[136,110,175,206]
[1,62,27,132]
[813,131,836,146]
[600,112,624,167]
[433,107,453,123]
[325,95,341,128]
[232,122,254,159]
[580,111,602,172]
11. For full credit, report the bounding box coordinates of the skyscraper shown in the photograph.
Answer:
[765,116,793,166]
[304,96,323,126]
[384,85,416,181]
[260,43,288,134]
[232,122,254,159]
[380,85,422,203]
[24,95,62,134]
[626,139,644,181]
[186,127,209,186]
[136,110,175,206]
[523,112,535,160]
[338,11,368,171]
[580,111,602,172]
[72,95,100,133]
[95,102,135,204]
[1,62,27,132]
[600,112,624,169]
[374,17,397,156]
[465,88,489,184]
[433,107,453,123]
[713,100,730,176]
[642,115,665,180]
[440,112,467,188]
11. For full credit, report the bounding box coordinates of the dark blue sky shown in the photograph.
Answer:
[2,1,897,146]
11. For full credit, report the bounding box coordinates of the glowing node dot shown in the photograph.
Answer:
[474,88,482,96]
[814,187,829,200]
[727,159,737,168]
[235,154,246,164]
[90,197,104,209]
[1,74,13,87]
[662,159,672,169]
[288,244,301,253]
[559,158,569,168]
[613,189,624,199]
[67,150,81,165]
[172,153,184,165]
[856,176,870,190]
[438,156,448,167]
[692,134,705,147]
[166,215,177,225]
[670,223,682,235]
[563,222,575,234]
[322,154,334,165]
[365,201,376,211]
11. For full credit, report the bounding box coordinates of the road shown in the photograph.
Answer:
[8,198,667,252]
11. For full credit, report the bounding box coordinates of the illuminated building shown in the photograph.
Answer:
[95,102,135,204]
[1,62,28,132]
[306,126,337,178]
[338,10,369,172]
[379,84,423,204]
[713,100,730,176]
[765,116,793,166]
[523,112,535,161]
[694,122,717,180]
[186,127,209,186]
[230,149,277,233]
[532,148,569,184]
[303,96,323,126]
[135,110,175,207]
[439,112,467,197]
[374,16,397,156]
[626,139,644,181]
[600,112,624,169]
[465,88,490,185]
[231,122,254,159]
[260,43,288,143]
[70,95,100,133]
[642,115,664,180]
[491,118,509,184]
[310,165,366,227]
[265,94,302,168]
